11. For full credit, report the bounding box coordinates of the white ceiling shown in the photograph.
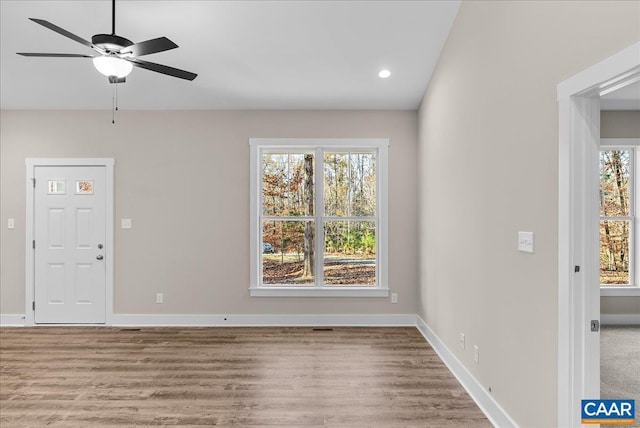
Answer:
[0,0,461,110]
[601,80,640,111]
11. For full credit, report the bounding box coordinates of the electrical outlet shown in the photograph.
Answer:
[391,293,398,304]
[473,345,479,364]
[460,333,465,350]
[121,218,132,229]
[7,219,15,229]
[156,293,163,304]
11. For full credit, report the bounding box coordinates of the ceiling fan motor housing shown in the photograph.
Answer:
[92,34,133,53]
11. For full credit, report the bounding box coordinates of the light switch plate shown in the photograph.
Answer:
[7,219,15,229]
[121,218,132,229]
[518,231,534,253]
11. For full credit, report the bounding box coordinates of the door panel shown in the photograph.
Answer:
[47,209,65,248]
[34,166,106,324]
[46,263,65,303]
[75,208,93,249]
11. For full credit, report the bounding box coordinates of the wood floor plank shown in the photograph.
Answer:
[0,327,490,427]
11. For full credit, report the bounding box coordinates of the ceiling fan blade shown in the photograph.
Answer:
[17,53,93,58]
[119,37,178,57]
[127,58,197,81]
[29,18,93,49]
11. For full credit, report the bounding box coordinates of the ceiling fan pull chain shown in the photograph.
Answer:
[112,83,116,124]
[111,79,120,124]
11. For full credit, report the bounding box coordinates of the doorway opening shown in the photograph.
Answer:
[557,41,640,427]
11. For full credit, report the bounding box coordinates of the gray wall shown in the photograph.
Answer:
[601,110,640,138]
[417,1,639,427]
[0,110,419,315]
[601,110,640,316]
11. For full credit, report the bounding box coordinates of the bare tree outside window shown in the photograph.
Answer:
[262,152,315,285]
[260,149,377,286]
[599,149,632,285]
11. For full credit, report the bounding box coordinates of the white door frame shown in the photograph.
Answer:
[25,158,115,326]
[557,41,640,427]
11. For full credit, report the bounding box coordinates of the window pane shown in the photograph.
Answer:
[262,220,315,285]
[75,180,93,194]
[600,220,630,285]
[262,152,314,216]
[324,221,376,285]
[47,180,66,194]
[600,150,631,217]
[324,152,376,216]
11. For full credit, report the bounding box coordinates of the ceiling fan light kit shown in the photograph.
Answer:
[93,56,133,78]
[16,0,197,83]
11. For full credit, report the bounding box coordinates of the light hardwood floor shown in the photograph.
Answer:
[0,327,490,427]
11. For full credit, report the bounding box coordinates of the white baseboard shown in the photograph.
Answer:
[1,313,416,328]
[601,314,640,325]
[0,314,26,326]
[415,316,517,428]
[111,313,417,327]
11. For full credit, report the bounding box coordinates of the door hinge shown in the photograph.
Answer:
[32,178,35,188]
[590,319,600,332]
[32,301,35,311]
[33,240,35,249]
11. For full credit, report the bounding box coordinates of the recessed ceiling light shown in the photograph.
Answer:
[378,69,391,79]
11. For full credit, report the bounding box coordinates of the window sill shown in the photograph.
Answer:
[250,287,390,297]
[600,286,640,297]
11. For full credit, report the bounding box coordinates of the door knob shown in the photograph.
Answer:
[96,255,104,260]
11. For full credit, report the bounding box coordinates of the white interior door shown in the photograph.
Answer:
[34,166,106,324]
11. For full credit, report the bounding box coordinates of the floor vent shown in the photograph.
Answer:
[312,328,334,332]
[119,328,141,331]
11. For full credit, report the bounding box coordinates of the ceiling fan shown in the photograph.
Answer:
[17,0,197,83]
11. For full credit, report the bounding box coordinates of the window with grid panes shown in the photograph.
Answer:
[599,142,640,295]
[249,139,389,297]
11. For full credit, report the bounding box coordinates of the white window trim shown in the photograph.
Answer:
[249,138,389,297]
[600,138,640,296]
